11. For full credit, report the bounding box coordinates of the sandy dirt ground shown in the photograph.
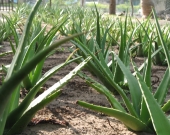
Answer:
[1,39,167,135]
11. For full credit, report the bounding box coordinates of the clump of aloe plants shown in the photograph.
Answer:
[75,9,170,135]
[0,1,91,135]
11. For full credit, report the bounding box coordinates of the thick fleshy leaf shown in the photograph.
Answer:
[78,72,125,112]
[136,72,170,134]
[114,18,127,83]
[140,40,152,124]
[114,54,141,116]
[5,57,81,128]
[154,69,170,105]
[77,101,152,132]
[6,90,62,135]
[162,100,170,112]
[0,32,85,135]
[143,39,152,89]
[153,8,170,75]
[5,56,91,134]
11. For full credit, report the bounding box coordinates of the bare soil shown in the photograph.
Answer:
[0,38,167,135]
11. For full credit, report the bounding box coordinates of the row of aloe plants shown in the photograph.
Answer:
[60,6,170,135]
[1,2,170,135]
[11,3,170,67]
[58,6,170,66]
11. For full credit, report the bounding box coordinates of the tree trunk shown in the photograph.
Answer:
[109,0,116,14]
[141,0,154,18]
[81,0,85,6]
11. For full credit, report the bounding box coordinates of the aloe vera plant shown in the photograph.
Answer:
[76,9,170,134]
[0,15,15,43]
[0,0,91,134]
[63,7,148,93]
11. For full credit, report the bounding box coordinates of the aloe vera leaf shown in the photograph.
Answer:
[162,100,170,112]
[87,38,95,52]
[21,26,47,66]
[104,42,110,63]
[77,101,151,132]
[114,54,141,116]
[6,90,62,135]
[0,32,85,132]
[31,22,67,85]
[95,43,113,79]
[8,0,44,111]
[143,38,152,89]
[114,19,126,83]
[3,15,19,49]
[22,75,32,90]
[153,41,162,65]
[101,27,110,55]
[95,6,101,48]
[78,72,125,112]
[111,53,115,74]
[21,24,62,88]
[21,26,46,89]
[135,19,150,57]
[6,57,91,134]
[30,60,44,86]
[131,61,150,124]
[136,72,170,134]
[153,8,170,73]
[140,39,152,123]
[154,68,170,105]
[6,0,43,80]
[5,57,81,128]
[37,20,68,53]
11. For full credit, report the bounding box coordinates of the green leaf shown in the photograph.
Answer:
[0,32,85,134]
[114,53,141,117]
[136,72,170,134]
[114,18,127,83]
[77,101,151,132]
[143,39,152,89]
[6,90,62,135]
[153,8,170,76]
[78,72,125,112]
[5,57,81,129]
[140,39,152,124]
[162,100,170,112]
[154,68,170,105]
[6,56,91,134]
[95,5,101,48]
